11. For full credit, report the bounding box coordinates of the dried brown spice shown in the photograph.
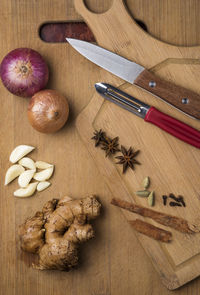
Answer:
[91,129,106,147]
[115,145,140,173]
[162,195,168,206]
[177,195,186,207]
[129,219,172,243]
[111,198,198,233]
[169,202,182,207]
[101,136,120,157]
[168,193,186,207]
[169,193,179,202]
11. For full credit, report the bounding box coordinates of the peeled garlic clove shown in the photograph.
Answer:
[35,161,53,169]
[18,169,35,188]
[33,167,54,181]
[37,181,51,192]
[18,157,36,170]
[14,182,38,197]
[5,164,25,185]
[9,145,35,163]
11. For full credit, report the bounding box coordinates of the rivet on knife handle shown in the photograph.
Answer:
[134,69,200,120]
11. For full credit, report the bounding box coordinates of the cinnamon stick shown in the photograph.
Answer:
[111,198,197,233]
[129,219,172,242]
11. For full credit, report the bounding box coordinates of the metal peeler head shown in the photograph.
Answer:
[95,83,150,119]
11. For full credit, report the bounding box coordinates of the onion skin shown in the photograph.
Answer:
[27,89,69,133]
[0,48,49,97]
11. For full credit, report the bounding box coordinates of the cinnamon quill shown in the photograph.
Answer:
[111,198,199,233]
[129,219,172,242]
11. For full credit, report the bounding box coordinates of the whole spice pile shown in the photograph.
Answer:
[111,198,200,243]
[162,193,186,207]
[91,129,140,173]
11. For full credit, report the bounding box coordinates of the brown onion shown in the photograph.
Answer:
[27,89,69,133]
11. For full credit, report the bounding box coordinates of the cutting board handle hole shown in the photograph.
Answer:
[39,22,95,43]
[135,19,148,32]
[83,0,112,14]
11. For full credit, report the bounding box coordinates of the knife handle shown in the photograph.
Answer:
[144,107,200,148]
[134,69,200,120]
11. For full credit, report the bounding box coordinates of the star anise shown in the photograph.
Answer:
[101,136,120,157]
[115,145,140,173]
[91,129,106,146]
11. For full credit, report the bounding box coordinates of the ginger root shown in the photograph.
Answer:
[19,195,101,271]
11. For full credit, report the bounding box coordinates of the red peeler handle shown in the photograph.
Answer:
[144,107,200,149]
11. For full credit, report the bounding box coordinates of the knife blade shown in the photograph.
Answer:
[95,83,200,149]
[67,38,200,120]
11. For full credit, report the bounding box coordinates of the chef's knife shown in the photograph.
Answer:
[95,83,200,149]
[67,38,200,120]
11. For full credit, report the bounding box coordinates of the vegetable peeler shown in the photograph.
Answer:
[95,83,200,149]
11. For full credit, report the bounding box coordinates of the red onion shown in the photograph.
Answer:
[0,48,49,97]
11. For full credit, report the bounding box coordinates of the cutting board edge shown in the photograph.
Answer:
[75,95,200,290]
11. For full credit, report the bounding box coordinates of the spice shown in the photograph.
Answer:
[136,177,156,207]
[148,191,155,206]
[136,190,150,197]
[91,129,142,174]
[177,195,186,207]
[115,145,140,173]
[142,176,150,189]
[129,219,172,243]
[164,193,186,207]
[91,129,106,147]
[169,193,179,202]
[111,198,198,233]
[101,136,120,157]
[162,195,167,206]
[169,202,182,207]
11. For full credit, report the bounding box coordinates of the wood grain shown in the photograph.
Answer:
[134,69,200,120]
[127,0,200,46]
[1,0,200,295]
[75,0,200,290]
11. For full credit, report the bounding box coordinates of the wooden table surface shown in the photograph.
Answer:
[1,1,200,294]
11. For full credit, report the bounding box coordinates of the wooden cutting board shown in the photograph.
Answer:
[2,0,200,294]
[75,0,200,290]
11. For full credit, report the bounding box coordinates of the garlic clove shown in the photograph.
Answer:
[37,181,51,192]
[9,145,35,163]
[18,169,35,188]
[5,164,25,185]
[18,157,36,170]
[33,167,54,181]
[35,161,53,169]
[14,182,38,197]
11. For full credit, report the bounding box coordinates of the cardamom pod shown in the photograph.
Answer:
[136,190,150,197]
[142,176,150,189]
[148,191,155,206]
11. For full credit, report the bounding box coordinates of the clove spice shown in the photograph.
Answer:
[177,195,186,207]
[169,201,182,207]
[163,193,186,207]
[162,195,168,206]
